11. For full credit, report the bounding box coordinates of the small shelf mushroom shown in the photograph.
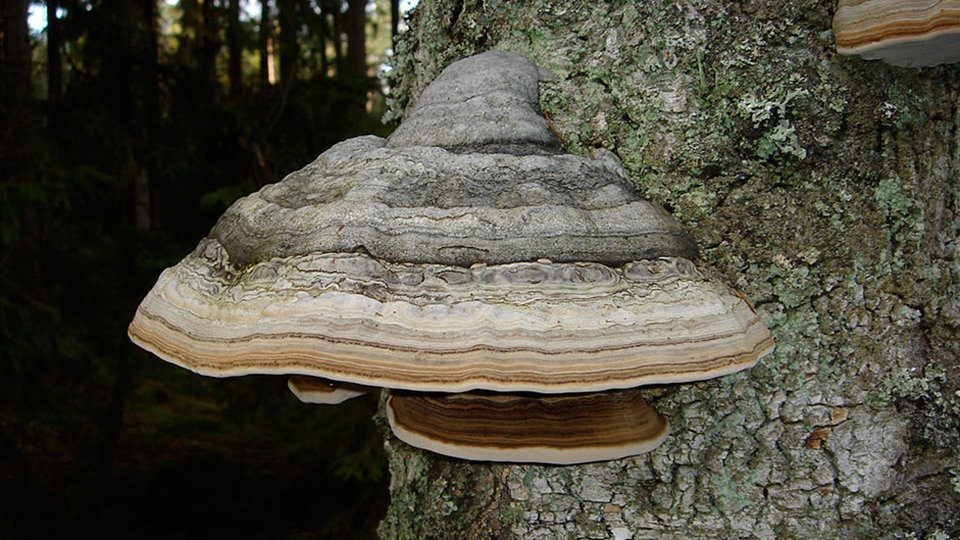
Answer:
[129,50,774,465]
[833,0,960,67]
[386,389,669,464]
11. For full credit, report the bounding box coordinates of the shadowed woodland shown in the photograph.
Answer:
[7,0,960,537]
[1,0,401,536]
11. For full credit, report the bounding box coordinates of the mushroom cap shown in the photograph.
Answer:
[385,389,669,464]
[288,375,372,405]
[129,49,773,396]
[128,241,773,394]
[833,0,960,67]
[387,50,560,151]
[209,135,697,268]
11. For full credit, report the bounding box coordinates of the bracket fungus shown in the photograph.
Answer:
[129,50,774,464]
[833,0,960,67]
[387,389,669,465]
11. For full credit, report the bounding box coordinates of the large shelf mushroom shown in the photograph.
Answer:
[833,0,960,67]
[129,50,774,464]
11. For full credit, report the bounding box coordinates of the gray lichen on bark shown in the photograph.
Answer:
[378,0,960,538]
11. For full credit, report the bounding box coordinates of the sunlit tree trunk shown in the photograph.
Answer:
[379,0,960,538]
[258,0,273,86]
[326,0,343,74]
[311,0,330,77]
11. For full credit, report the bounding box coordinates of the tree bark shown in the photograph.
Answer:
[343,0,366,79]
[326,0,343,74]
[312,0,329,77]
[1,0,32,179]
[276,0,298,86]
[1,0,32,114]
[226,0,242,96]
[178,0,200,67]
[258,0,273,86]
[46,0,62,102]
[111,0,159,230]
[378,0,960,538]
[390,0,399,44]
[198,0,220,97]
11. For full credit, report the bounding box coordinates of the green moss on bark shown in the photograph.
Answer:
[379,0,960,537]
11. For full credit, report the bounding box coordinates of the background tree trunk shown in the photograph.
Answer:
[198,0,220,97]
[258,0,273,86]
[0,0,31,109]
[177,0,200,67]
[327,0,343,73]
[389,0,399,44]
[1,0,33,184]
[344,0,367,79]
[46,0,62,102]
[277,0,298,87]
[378,0,960,538]
[226,0,242,96]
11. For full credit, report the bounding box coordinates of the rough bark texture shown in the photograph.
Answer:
[376,1,960,539]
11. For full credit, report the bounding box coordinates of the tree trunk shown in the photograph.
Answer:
[313,0,331,76]
[343,0,366,79]
[276,0,298,86]
[378,0,960,538]
[1,0,32,177]
[258,0,274,86]
[178,0,200,67]
[46,0,62,102]
[1,0,31,120]
[198,0,220,97]
[327,0,343,74]
[226,0,242,96]
[110,0,159,230]
[390,0,399,44]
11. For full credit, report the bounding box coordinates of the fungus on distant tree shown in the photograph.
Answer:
[129,51,774,464]
[833,0,960,67]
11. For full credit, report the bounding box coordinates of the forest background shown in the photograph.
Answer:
[1,0,403,537]
[6,0,960,538]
